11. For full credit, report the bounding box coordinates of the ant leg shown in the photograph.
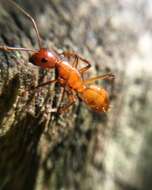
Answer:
[76,57,91,76]
[31,79,57,90]
[0,45,36,52]
[56,77,70,112]
[84,73,115,84]
[57,91,76,114]
[57,86,66,111]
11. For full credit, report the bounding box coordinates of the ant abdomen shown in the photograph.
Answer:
[80,85,109,112]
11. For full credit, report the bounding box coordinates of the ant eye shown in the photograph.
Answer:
[29,56,34,64]
[41,58,48,63]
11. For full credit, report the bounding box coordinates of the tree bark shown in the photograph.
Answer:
[0,0,152,190]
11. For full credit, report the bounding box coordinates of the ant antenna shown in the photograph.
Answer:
[8,0,42,49]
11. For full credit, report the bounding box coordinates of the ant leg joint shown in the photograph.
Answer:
[0,45,9,52]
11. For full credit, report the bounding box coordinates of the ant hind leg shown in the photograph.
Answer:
[84,73,115,84]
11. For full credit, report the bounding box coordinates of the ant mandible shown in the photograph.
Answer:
[0,0,115,114]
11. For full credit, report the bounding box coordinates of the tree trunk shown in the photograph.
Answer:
[0,0,152,190]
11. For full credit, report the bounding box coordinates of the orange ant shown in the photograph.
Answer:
[0,0,115,114]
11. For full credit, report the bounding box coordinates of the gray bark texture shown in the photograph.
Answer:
[0,0,152,190]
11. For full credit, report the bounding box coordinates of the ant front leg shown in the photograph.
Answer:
[30,79,58,90]
[61,51,91,77]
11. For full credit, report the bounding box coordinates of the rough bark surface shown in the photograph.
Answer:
[0,0,152,190]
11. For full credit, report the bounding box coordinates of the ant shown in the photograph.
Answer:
[0,0,115,114]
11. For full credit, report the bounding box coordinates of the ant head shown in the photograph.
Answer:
[29,48,57,69]
[9,1,59,69]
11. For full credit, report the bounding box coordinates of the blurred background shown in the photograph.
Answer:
[0,0,152,190]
